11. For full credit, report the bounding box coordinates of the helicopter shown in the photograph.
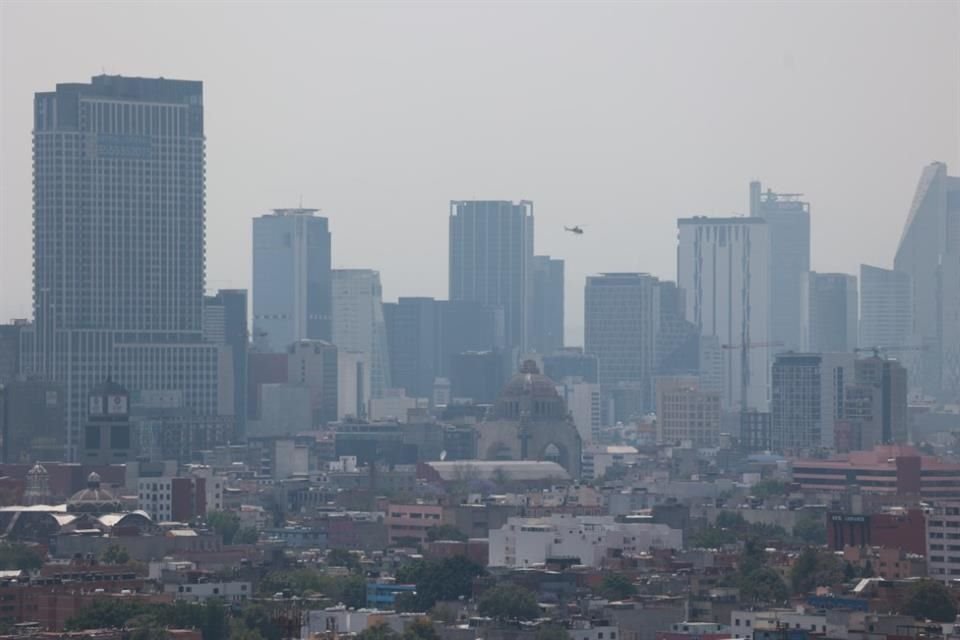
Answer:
[564,225,584,235]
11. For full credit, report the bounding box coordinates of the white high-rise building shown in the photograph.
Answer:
[560,380,602,444]
[332,270,391,398]
[677,217,771,411]
[252,209,332,353]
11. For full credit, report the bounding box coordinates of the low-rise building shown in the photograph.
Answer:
[489,514,682,568]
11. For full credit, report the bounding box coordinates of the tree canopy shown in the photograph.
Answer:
[477,584,541,621]
[0,543,43,571]
[100,544,130,565]
[597,574,636,601]
[790,547,844,594]
[902,580,958,622]
[258,569,366,608]
[425,525,468,542]
[395,556,485,611]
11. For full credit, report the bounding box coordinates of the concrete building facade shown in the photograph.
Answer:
[677,217,771,411]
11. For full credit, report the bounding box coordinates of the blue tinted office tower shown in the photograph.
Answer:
[750,182,810,352]
[253,209,331,352]
[531,256,564,354]
[384,297,439,399]
[859,265,913,350]
[203,290,249,440]
[436,300,505,377]
[584,273,660,411]
[25,75,223,460]
[655,281,701,377]
[542,348,599,384]
[801,272,858,353]
[449,200,534,356]
[894,162,960,400]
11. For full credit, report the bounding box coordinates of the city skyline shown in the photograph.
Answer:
[2,2,958,347]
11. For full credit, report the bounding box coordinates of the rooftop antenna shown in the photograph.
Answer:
[299,194,303,208]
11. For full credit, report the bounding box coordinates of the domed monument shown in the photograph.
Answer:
[67,472,121,515]
[475,360,581,477]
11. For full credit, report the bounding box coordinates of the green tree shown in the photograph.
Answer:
[425,525,468,542]
[790,547,845,594]
[100,543,130,565]
[395,556,485,611]
[228,620,266,640]
[902,580,958,622]
[0,543,43,571]
[739,566,789,604]
[597,574,636,601]
[402,617,439,640]
[793,514,826,545]
[689,526,737,548]
[715,511,748,529]
[235,527,260,544]
[327,548,362,573]
[65,599,157,631]
[207,511,241,545]
[751,479,790,499]
[357,623,401,640]
[535,625,571,640]
[862,560,875,578]
[477,584,540,621]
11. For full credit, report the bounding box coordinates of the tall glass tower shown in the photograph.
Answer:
[750,181,810,353]
[252,209,332,352]
[449,200,533,356]
[26,75,223,459]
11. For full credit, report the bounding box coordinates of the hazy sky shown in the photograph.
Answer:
[2,1,958,345]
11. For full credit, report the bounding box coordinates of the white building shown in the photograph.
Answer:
[561,381,602,444]
[677,217,771,411]
[926,502,960,582]
[730,610,827,639]
[581,445,640,481]
[489,514,682,568]
[369,389,428,422]
[164,580,251,603]
[332,269,391,398]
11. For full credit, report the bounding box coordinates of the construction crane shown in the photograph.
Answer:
[721,341,784,413]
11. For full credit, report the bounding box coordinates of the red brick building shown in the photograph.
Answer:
[827,508,926,555]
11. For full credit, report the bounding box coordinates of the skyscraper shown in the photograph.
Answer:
[252,208,332,353]
[770,352,854,452]
[750,182,810,352]
[449,200,534,356]
[25,75,222,460]
[584,273,660,411]
[801,272,859,354]
[677,217,771,411]
[894,162,960,400]
[332,269,391,398]
[384,297,439,399]
[530,255,564,354]
[839,356,908,449]
[859,265,913,350]
[203,290,248,440]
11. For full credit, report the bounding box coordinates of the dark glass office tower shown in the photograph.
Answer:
[449,200,533,356]
[531,255,564,354]
[27,75,221,459]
